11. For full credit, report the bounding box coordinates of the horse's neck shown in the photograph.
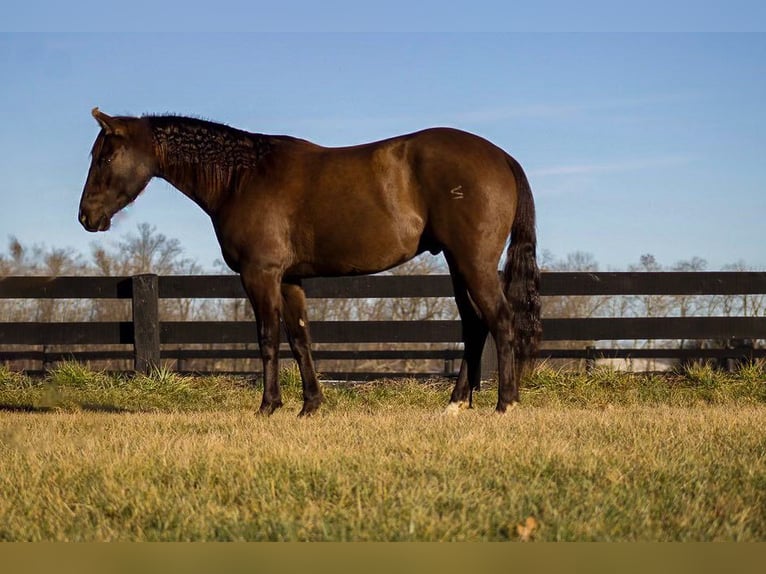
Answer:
[149,119,271,215]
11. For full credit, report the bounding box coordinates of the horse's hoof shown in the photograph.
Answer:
[443,401,468,416]
[495,401,519,414]
[298,402,321,418]
[297,394,323,418]
[258,401,283,416]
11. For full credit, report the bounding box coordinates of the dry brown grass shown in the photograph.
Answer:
[1,390,764,540]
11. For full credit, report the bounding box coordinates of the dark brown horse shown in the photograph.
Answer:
[79,108,541,416]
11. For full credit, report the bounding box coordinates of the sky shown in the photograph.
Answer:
[1,23,765,271]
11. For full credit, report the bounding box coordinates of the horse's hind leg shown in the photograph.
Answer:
[281,281,323,416]
[453,262,517,413]
[446,256,488,410]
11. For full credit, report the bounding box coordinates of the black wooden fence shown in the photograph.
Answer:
[1,272,765,378]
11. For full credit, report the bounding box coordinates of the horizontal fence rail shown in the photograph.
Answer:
[1,272,765,377]
[4,272,766,299]
[4,317,766,346]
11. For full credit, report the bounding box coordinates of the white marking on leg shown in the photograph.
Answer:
[443,401,468,416]
[298,318,305,327]
[495,401,519,415]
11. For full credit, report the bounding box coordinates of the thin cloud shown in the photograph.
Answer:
[452,103,582,123]
[453,93,700,124]
[530,155,695,178]
[267,93,701,141]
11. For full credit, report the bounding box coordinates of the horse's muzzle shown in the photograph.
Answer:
[79,210,111,232]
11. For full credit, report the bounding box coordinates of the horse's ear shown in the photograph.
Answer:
[92,107,122,135]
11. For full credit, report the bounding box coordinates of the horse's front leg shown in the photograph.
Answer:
[281,281,323,416]
[241,267,284,415]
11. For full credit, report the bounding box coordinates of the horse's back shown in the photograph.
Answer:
[221,126,520,277]
[301,127,519,272]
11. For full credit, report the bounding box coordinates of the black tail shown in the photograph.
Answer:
[504,154,542,379]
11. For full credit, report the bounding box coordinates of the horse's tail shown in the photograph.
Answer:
[503,154,542,379]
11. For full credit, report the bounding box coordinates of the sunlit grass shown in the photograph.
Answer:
[2,359,764,414]
[0,362,764,541]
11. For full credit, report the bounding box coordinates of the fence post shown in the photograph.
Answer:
[132,274,160,375]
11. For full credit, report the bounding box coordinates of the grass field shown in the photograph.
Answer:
[0,362,764,541]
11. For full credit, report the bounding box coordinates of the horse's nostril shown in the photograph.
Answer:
[98,216,111,231]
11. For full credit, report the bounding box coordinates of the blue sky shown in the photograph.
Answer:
[1,29,765,271]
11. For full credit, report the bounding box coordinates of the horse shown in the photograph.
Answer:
[79,107,541,416]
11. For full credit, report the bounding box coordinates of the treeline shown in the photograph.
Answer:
[539,250,764,368]
[0,223,207,323]
[1,224,763,371]
[2,223,763,327]
[541,250,764,322]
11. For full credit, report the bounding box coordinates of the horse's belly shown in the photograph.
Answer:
[301,209,425,276]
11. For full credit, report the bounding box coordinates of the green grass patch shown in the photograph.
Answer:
[1,360,764,413]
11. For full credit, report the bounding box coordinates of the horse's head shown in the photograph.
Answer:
[78,108,156,232]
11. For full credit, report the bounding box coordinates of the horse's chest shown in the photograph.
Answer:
[213,203,293,270]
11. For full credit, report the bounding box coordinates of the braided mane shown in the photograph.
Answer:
[146,115,279,170]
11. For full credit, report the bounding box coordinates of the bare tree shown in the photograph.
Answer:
[541,251,604,319]
[89,223,207,321]
[720,260,765,318]
[0,237,91,322]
